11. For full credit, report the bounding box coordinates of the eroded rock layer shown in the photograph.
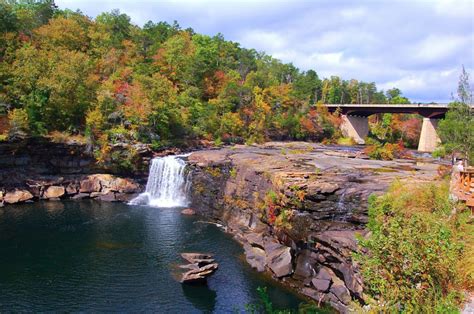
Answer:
[188,142,440,312]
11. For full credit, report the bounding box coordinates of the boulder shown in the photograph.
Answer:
[335,262,363,297]
[4,190,33,204]
[330,276,352,305]
[244,232,264,249]
[72,193,90,200]
[293,250,315,279]
[179,252,218,284]
[97,192,116,202]
[180,263,219,284]
[115,193,138,202]
[316,266,335,281]
[244,243,266,272]
[43,186,65,199]
[265,243,293,278]
[181,208,196,215]
[79,177,101,193]
[111,177,139,193]
[312,278,331,292]
[181,253,213,264]
[66,183,78,195]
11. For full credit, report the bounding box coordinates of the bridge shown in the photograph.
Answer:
[324,104,450,152]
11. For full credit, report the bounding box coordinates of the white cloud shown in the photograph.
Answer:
[54,0,474,102]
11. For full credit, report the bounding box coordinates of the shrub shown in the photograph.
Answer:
[432,146,447,159]
[356,181,473,312]
[364,141,405,160]
[8,108,30,139]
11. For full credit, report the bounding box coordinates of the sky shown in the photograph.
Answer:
[55,0,474,103]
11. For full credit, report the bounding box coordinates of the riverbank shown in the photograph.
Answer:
[0,140,447,312]
[187,141,443,312]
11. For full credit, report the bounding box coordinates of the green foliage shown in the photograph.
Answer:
[438,102,474,164]
[245,286,330,314]
[7,107,29,138]
[432,146,447,159]
[357,181,473,312]
[364,139,405,160]
[0,5,409,156]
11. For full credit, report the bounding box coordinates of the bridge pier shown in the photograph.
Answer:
[340,115,368,144]
[417,118,440,152]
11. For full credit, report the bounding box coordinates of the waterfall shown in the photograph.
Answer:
[129,155,191,207]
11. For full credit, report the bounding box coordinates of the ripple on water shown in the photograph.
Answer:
[0,200,306,312]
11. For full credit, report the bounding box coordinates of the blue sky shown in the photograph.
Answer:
[55,0,474,103]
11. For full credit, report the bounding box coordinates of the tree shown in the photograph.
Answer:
[438,68,474,165]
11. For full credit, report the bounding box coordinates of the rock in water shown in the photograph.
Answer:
[43,186,65,199]
[180,253,213,263]
[179,252,218,284]
[180,263,219,284]
[4,190,33,204]
[181,208,196,215]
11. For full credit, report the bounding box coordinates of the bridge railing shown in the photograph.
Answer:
[453,170,474,210]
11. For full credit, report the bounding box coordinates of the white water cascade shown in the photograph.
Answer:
[129,155,191,207]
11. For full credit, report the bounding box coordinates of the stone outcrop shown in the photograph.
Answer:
[181,208,196,215]
[4,189,33,204]
[179,253,219,284]
[187,142,441,312]
[0,174,141,205]
[0,138,151,206]
[43,186,65,199]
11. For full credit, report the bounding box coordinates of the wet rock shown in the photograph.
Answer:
[43,186,65,199]
[115,193,138,202]
[181,208,196,215]
[265,243,293,278]
[4,189,33,204]
[181,253,213,264]
[97,192,116,202]
[72,193,89,200]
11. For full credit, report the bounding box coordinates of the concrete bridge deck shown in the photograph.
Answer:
[322,103,454,152]
[325,103,449,118]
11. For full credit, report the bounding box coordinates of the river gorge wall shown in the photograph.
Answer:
[0,139,152,205]
[188,142,440,312]
[0,140,443,312]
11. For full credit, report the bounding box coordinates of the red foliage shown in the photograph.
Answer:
[267,204,277,225]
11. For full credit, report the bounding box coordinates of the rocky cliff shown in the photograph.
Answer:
[0,139,151,206]
[188,142,440,312]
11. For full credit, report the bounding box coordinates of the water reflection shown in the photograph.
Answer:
[182,284,217,313]
[0,200,304,312]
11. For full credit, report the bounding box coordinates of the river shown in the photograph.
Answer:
[0,200,304,312]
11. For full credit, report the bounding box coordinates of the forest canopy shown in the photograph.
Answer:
[0,0,412,148]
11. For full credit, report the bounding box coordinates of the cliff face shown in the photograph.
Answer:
[0,139,151,205]
[188,142,440,312]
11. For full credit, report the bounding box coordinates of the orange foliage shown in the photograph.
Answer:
[203,70,228,99]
